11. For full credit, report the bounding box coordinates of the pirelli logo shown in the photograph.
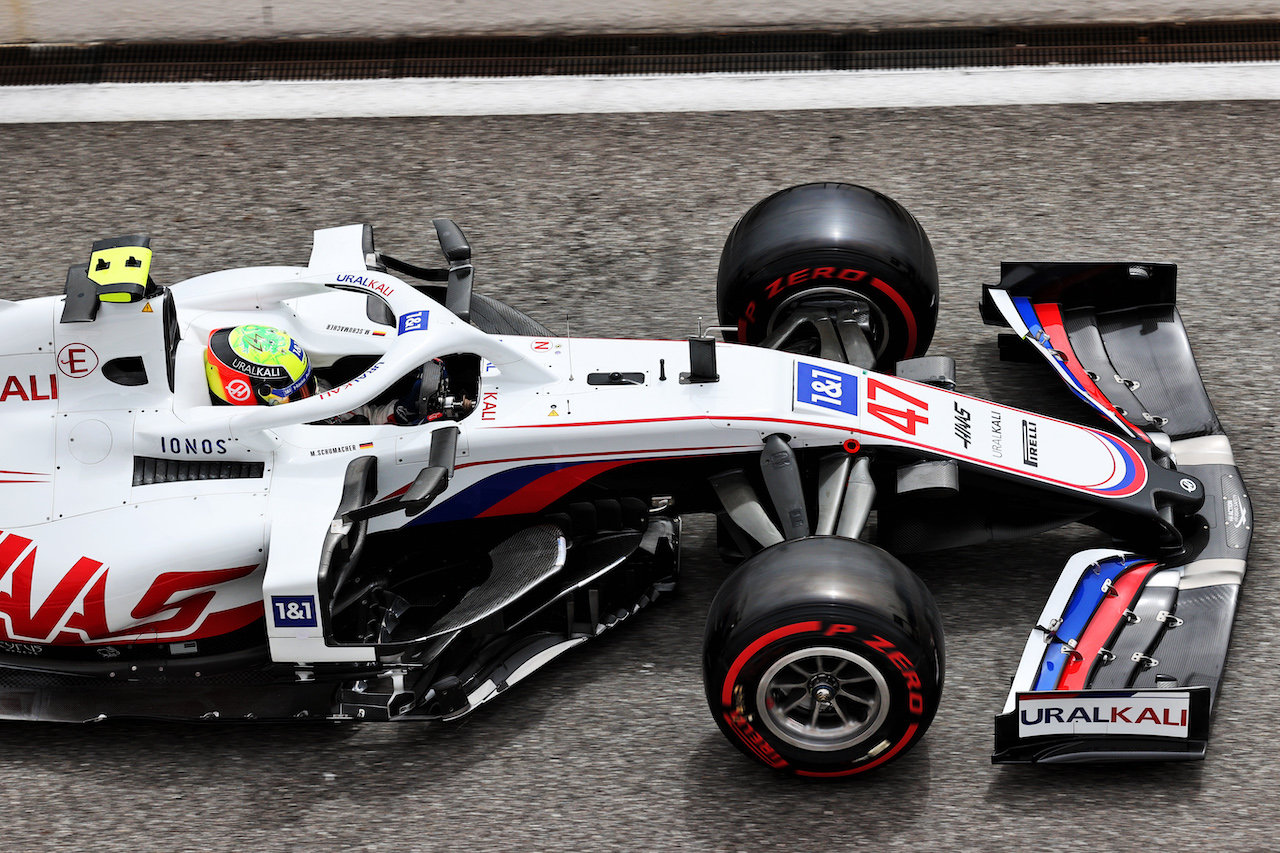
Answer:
[1022,419,1039,467]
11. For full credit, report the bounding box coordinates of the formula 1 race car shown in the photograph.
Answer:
[0,183,1249,777]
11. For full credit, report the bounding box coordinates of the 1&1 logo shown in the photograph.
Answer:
[398,310,430,335]
[796,362,858,415]
[271,596,318,627]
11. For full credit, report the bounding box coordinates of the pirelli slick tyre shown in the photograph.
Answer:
[703,537,944,777]
[716,183,939,369]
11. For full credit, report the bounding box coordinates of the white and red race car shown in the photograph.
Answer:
[0,183,1249,776]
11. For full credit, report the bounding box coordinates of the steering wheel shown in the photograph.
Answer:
[415,360,446,419]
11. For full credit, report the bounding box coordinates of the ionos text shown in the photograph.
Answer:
[160,437,229,456]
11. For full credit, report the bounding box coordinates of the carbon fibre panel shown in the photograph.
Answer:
[1130,584,1238,697]
[469,292,552,337]
[421,524,565,638]
[1092,305,1221,439]
[1059,311,1153,426]
[1087,579,1178,690]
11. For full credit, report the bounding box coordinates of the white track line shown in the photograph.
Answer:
[3,62,1278,123]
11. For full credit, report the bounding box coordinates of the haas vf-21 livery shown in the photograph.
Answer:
[0,183,1250,777]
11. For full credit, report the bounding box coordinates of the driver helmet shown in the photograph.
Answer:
[205,324,316,406]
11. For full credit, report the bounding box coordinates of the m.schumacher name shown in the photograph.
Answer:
[311,444,357,457]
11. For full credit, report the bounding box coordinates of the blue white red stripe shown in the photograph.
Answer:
[1005,296,1149,442]
[1056,560,1163,690]
[408,461,610,524]
[1032,554,1153,690]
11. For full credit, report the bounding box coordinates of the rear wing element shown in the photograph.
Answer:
[984,263,1251,764]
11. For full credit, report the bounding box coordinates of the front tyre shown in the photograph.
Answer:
[703,537,944,777]
[716,182,939,369]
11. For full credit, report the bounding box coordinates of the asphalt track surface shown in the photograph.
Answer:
[0,100,1278,851]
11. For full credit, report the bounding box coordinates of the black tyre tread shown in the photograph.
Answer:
[716,182,939,366]
[703,537,944,776]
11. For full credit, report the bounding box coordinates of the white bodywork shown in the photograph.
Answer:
[0,225,1151,665]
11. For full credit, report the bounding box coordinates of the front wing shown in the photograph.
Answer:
[983,262,1252,763]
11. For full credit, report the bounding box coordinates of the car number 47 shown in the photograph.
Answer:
[866,377,929,436]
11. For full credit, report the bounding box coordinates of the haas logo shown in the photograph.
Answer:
[227,378,252,403]
[0,531,259,645]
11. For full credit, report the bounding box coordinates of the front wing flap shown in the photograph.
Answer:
[994,686,1211,763]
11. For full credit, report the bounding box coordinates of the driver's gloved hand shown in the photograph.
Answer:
[393,400,420,425]
[392,379,427,426]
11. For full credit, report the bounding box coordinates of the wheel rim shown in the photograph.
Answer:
[756,646,891,752]
[765,288,891,360]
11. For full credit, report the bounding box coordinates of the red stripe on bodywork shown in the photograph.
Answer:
[1034,303,1147,439]
[178,600,264,641]
[83,600,265,645]
[490,414,852,432]
[475,460,634,517]
[64,564,261,643]
[856,420,1143,498]
[378,447,765,504]
[1056,561,1160,690]
[456,445,751,471]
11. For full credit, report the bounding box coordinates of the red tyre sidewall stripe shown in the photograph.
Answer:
[744,267,921,357]
[867,275,918,357]
[720,620,824,707]
[721,619,926,776]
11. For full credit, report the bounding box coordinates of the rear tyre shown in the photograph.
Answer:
[703,537,944,776]
[716,183,939,369]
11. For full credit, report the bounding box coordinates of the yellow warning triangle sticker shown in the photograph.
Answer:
[548,405,560,417]
[141,303,153,313]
